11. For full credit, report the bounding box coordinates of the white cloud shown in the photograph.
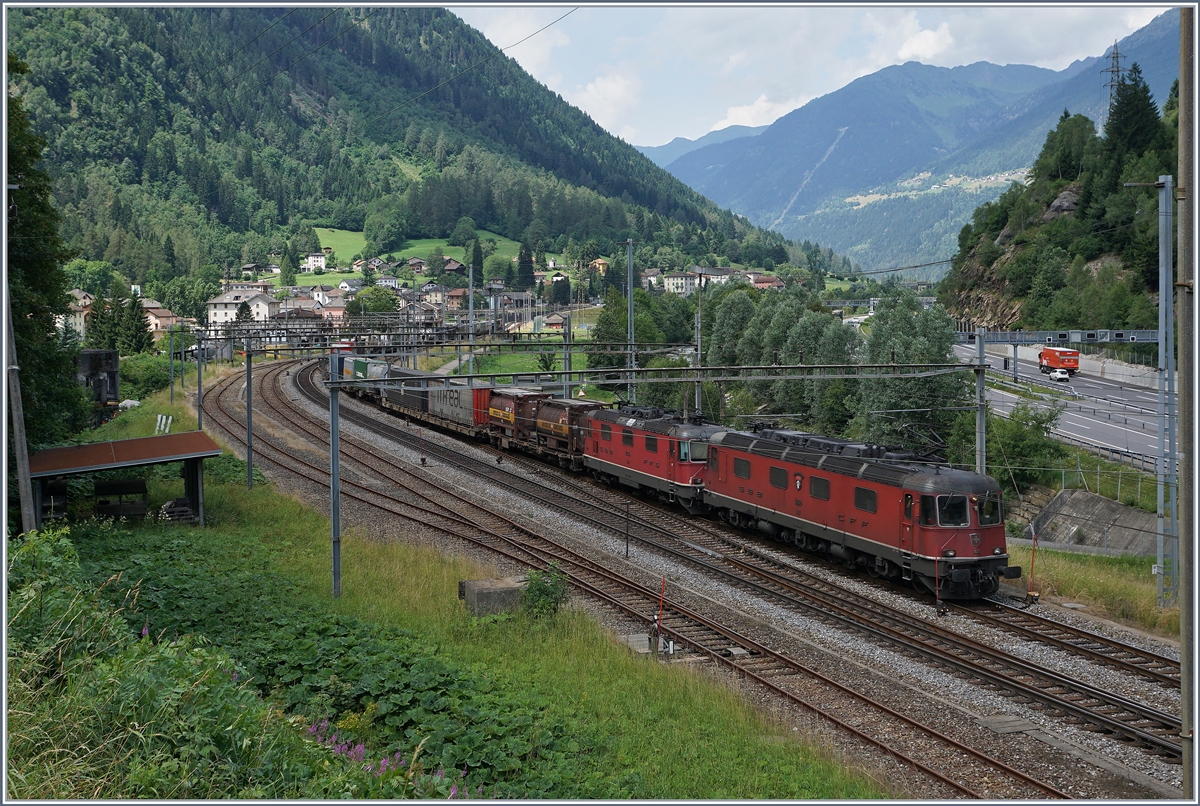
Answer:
[713,94,803,130]
[897,21,954,61]
[567,71,642,131]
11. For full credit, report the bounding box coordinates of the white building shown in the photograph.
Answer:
[305,253,327,272]
[206,291,280,328]
[662,271,698,297]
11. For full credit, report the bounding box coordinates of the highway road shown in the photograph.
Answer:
[951,345,1172,465]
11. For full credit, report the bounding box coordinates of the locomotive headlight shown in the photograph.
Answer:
[942,550,956,558]
[993,547,1002,555]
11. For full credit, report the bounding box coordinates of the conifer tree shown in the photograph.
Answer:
[470,239,484,285]
[6,53,90,445]
[118,292,154,355]
[516,242,535,290]
[1104,63,1161,158]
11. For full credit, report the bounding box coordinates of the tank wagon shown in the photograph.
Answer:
[334,356,1018,599]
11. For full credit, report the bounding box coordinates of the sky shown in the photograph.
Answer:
[451,5,1173,148]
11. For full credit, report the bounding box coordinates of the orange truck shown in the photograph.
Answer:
[1039,346,1080,375]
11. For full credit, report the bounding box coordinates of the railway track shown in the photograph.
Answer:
[283,362,1182,765]
[199,360,1072,799]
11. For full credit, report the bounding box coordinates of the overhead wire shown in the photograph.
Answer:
[365,7,578,129]
[185,8,300,89]
[231,8,382,102]
[196,8,341,102]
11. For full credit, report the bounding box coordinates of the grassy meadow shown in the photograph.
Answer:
[1006,545,1179,636]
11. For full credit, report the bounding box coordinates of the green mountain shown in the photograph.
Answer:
[660,11,1180,274]
[8,7,829,308]
[634,125,767,169]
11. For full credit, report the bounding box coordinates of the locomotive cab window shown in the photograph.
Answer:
[689,441,708,462]
[645,435,658,453]
[938,494,970,527]
[622,429,633,446]
[919,495,937,525]
[903,493,914,520]
[810,476,830,500]
[769,466,787,489]
[733,457,751,479]
[678,440,689,461]
[853,487,876,513]
[977,495,1003,526]
[708,448,718,471]
[600,423,612,441]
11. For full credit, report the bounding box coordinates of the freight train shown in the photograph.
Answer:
[336,356,1020,599]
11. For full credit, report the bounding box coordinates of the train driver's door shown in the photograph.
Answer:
[901,493,914,550]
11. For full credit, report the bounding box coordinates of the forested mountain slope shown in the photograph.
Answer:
[8,7,811,297]
[938,65,1176,331]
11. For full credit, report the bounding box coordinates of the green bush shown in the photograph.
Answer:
[119,353,172,400]
[522,563,570,618]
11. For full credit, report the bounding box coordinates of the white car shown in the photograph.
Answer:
[1049,369,1070,382]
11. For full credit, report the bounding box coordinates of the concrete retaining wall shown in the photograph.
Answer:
[1021,488,1157,556]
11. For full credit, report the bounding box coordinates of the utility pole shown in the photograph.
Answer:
[1176,8,1194,794]
[169,326,175,404]
[245,333,253,490]
[975,327,986,476]
[563,313,571,398]
[5,285,36,534]
[1157,175,1177,606]
[5,181,35,534]
[695,273,705,414]
[328,349,342,598]
[468,262,474,386]
[196,334,203,430]
[625,239,635,404]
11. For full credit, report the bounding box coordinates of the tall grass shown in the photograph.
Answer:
[1007,545,1179,636]
[46,383,889,798]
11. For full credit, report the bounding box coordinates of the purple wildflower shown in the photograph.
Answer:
[450,785,458,799]
[141,623,149,638]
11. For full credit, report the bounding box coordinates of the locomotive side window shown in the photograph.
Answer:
[678,440,689,461]
[810,476,830,500]
[708,447,718,471]
[601,423,612,441]
[978,495,1003,525]
[769,466,787,489]
[937,495,970,527]
[645,435,658,453]
[903,493,914,520]
[733,457,751,479]
[622,429,634,446]
[919,495,937,525]
[689,441,708,462]
[853,487,876,513]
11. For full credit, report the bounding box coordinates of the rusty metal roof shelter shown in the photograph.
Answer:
[28,431,223,528]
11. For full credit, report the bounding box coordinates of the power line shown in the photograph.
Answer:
[232,8,382,102]
[188,8,300,89]
[366,8,578,129]
[198,8,340,102]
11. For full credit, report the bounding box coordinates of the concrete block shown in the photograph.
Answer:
[461,576,526,616]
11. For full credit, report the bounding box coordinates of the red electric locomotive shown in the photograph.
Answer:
[702,427,1020,599]
[583,406,724,513]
